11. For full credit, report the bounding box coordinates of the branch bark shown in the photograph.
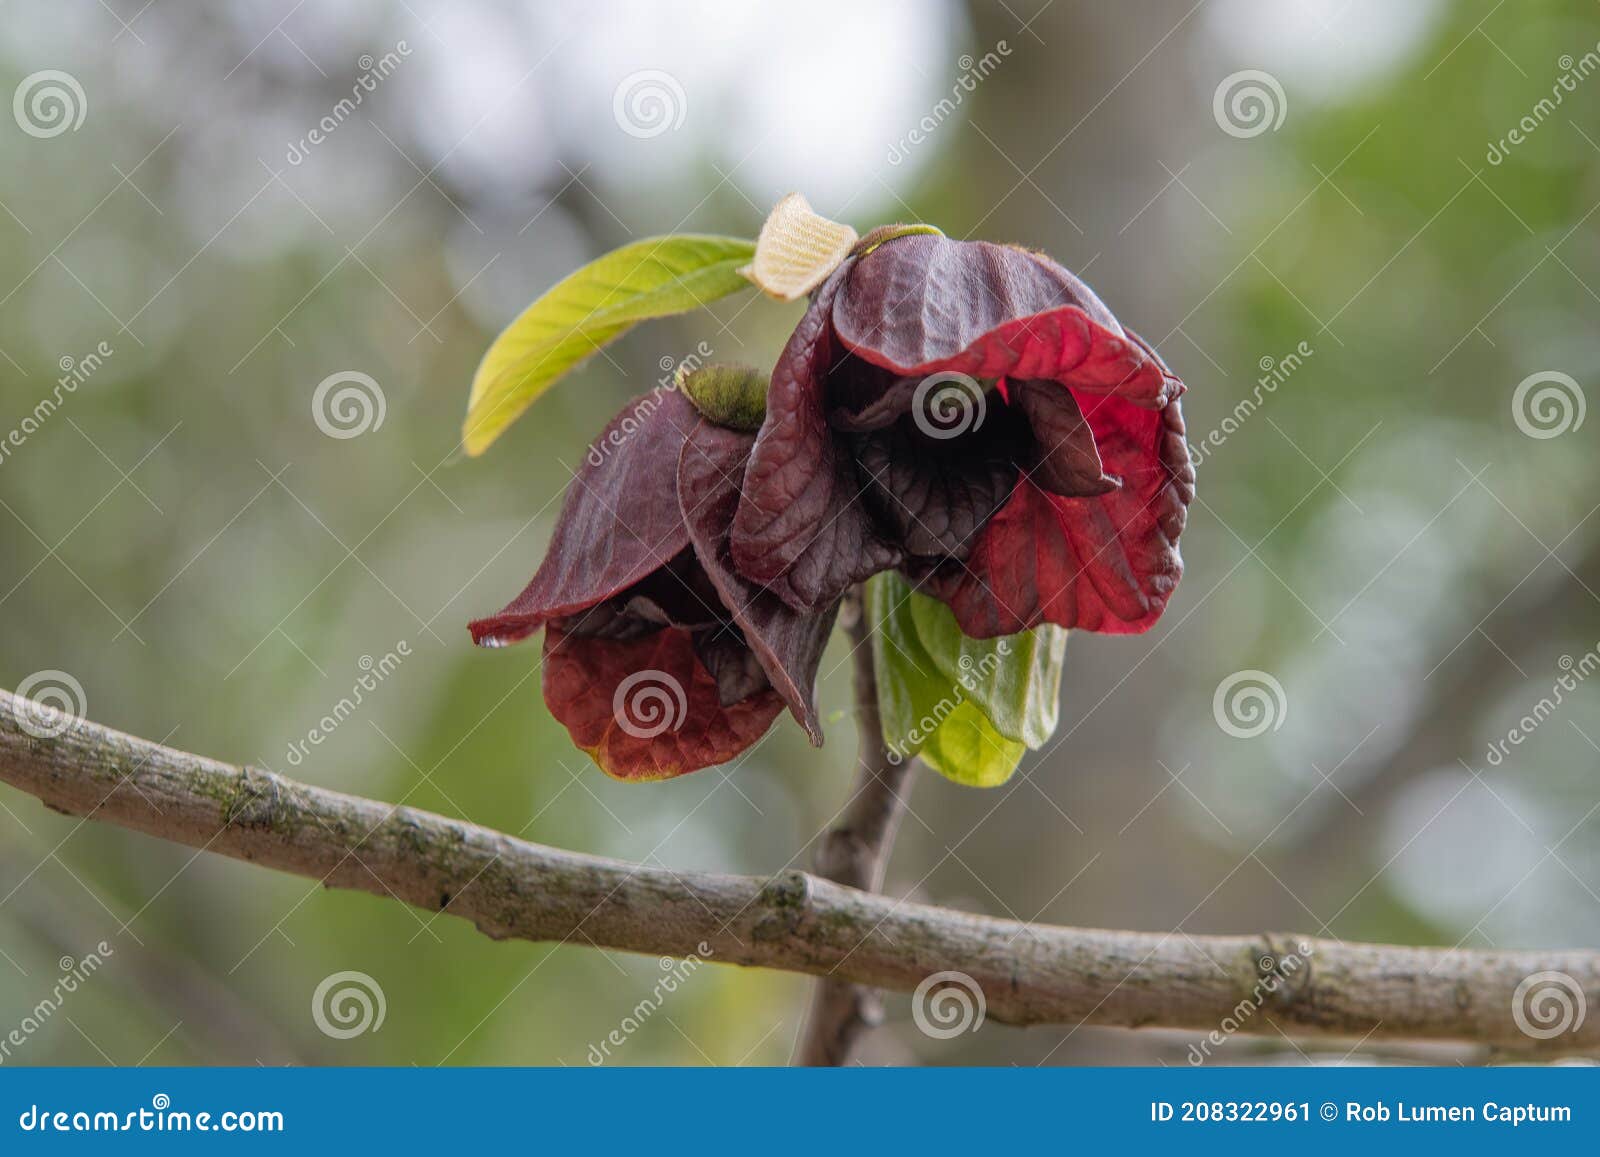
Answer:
[2,688,1597,1058]
[793,592,916,1065]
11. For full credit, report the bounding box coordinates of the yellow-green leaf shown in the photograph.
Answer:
[867,573,1028,788]
[463,234,755,456]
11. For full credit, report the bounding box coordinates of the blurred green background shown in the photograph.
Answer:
[1,0,1597,1066]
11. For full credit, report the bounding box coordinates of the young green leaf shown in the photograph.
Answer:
[866,573,1028,787]
[463,234,756,456]
[905,593,1067,748]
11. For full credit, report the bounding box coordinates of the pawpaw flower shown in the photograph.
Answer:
[730,230,1194,638]
[469,379,836,781]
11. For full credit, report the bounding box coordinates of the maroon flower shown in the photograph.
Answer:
[469,389,836,780]
[730,231,1194,638]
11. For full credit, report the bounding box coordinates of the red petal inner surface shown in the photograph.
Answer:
[541,626,782,781]
[922,397,1193,637]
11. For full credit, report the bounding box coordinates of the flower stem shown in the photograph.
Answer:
[792,585,917,1066]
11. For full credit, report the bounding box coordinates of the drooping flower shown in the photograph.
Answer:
[469,387,837,780]
[730,230,1194,638]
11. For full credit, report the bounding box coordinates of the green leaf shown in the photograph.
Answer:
[906,593,1067,747]
[868,573,1065,788]
[463,234,756,456]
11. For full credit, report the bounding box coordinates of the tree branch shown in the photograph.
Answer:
[794,591,916,1065]
[2,688,1597,1057]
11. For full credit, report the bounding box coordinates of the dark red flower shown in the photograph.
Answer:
[470,389,836,780]
[730,232,1194,638]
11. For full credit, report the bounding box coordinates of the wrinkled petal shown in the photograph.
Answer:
[920,399,1193,637]
[730,261,902,611]
[552,551,725,639]
[680,418,840,743]
[542,626,782,781]
[1008,379,1117,498]
[693,627,772,706]
[469,390,700,645]
[834,235,1181,410]
[853,406,1022,560]
[825,357,922,433]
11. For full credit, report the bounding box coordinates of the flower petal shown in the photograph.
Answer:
[541,626,782,781]
[730,261,902,610]
[469,390,700,646]
[853,408,1022,560]
[680,418,840,743]
[834,235,1180,410]
[920,398,1193,637]
[1007,379,1117,498]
